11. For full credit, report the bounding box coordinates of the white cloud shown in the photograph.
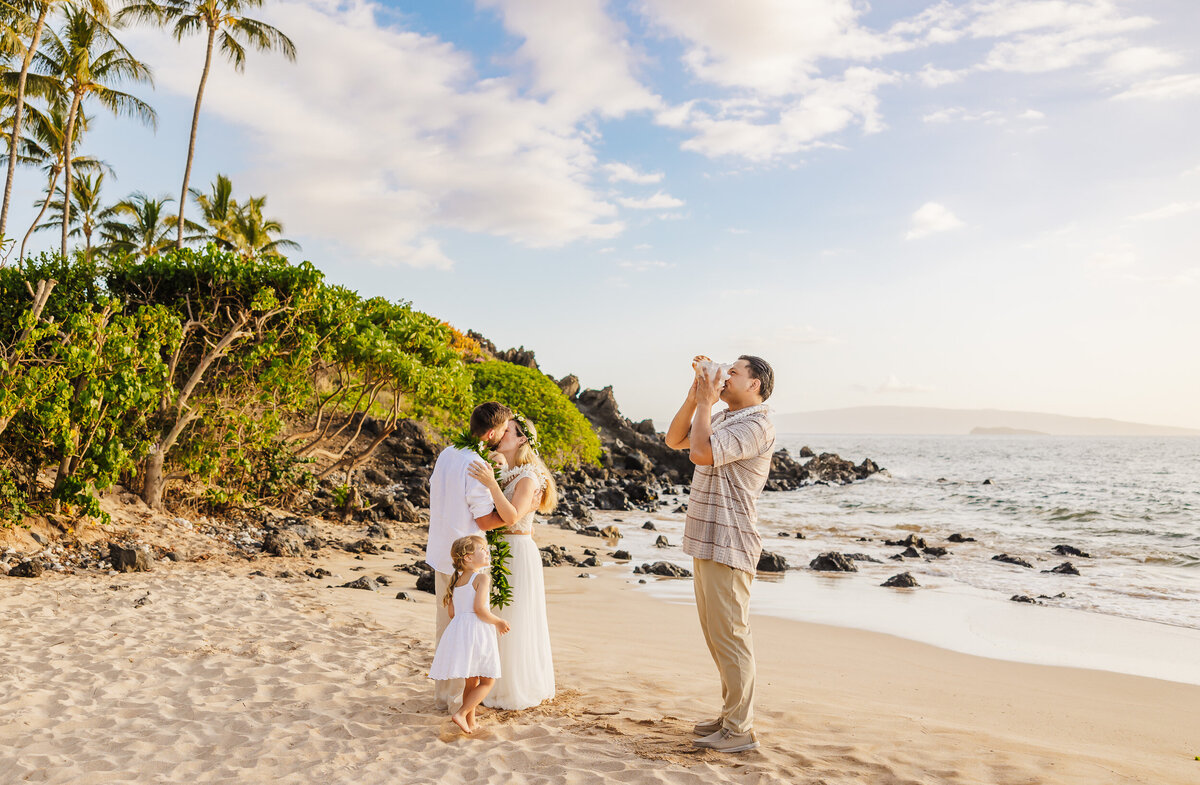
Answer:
[906,202,965,240]
[1018,108,1045,120]
[1102,46,1182,77]
[617,191,685,209]
[618,259,674,272]
[120,0,659,267]
[1128,202,1200,222]
[916,64,966,87]
[1114,74,1200,101]
[603,162,664,184]
[677,67,897,161]
[922,107,1005,124]
[479,0,660,118]
[876,374,934,394]
[981,31,1117,73]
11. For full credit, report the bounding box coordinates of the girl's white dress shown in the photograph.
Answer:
[428,570,501,680]
[483,465,556,710]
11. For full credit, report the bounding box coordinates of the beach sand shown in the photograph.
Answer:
[2,522,1197,784]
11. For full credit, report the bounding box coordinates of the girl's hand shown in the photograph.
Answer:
[495,619,511,635]
[488,451,508,471]
[467,461,499,489]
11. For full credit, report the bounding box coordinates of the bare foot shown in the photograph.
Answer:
[451,712,472,734]
[467,715,479,733]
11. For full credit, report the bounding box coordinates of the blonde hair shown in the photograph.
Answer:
[443,535,486,608]
[510,417,558,514]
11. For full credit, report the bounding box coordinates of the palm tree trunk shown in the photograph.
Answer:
[177,25,217,250]
[20,168,61,260]
[61,93,82,259]
[0,6,51,245]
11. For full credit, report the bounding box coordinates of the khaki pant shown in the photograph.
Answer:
[433,570,464,712]
[692,557,755,734]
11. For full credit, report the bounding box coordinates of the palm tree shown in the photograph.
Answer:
[0,0,110,241]
[7,102,111,259]
[186,170,236,247]
[116,0,294,249]
[229,192,297,257]
[32,7,154,256]
[103,191,183,256]
[35,169,123,258]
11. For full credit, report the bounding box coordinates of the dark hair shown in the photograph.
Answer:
[738,355,774,401]
[470,401,513,437]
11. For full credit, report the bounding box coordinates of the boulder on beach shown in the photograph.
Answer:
[1043,561,1080,575]
[885,534,927,549]
[600,525,621,539]
[642,521,657,530]
[1010,594,1040,604]
[262,530,305,557]
[992,553,1033,568]
[415,570,435,594]
[947,533,976,543]
[900,546,921,558]
[922,546,949,558]
[809,552,858,572]
[881,572,919,588]
[844,553,882,563]
[8,560,44,578]
[611,550,630,560]
[654,535,670,548]
[756,551,788,572]
[632,561,692,578]
[1052,544,1091,558]
[340,576,377,591]
[109,543,154,573]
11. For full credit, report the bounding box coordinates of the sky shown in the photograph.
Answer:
[11,0,1200,429]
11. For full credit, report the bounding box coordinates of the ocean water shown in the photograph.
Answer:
[599,434,1200,682]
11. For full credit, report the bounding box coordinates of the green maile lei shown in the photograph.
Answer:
[452,428,513,609]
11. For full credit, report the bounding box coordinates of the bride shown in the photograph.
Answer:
[466,413,556,710]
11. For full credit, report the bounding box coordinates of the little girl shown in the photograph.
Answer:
[427,535,511,734]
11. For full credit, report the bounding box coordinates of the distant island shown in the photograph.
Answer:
[772,406,1200,436]
[970,426,1047,436]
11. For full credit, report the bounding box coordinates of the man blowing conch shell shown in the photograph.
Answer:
[665,354,776,754]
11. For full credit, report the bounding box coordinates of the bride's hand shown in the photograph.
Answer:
[467,461,500,489]
[488,451,508,470]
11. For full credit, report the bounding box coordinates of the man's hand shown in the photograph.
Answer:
[694,364,723,408]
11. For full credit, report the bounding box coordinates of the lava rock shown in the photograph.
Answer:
[8,560,43,578]
[809,552,858,572]
[345,539,380,555]
[795,532,806,539]
[654,535,670,548]
[922,546,949,558]
[947,533,976,543]
[1052,544,1091,558]
[1010,594,1040,604]
[799,445,815,458]
[844,553,883,564]
[992,554,1033,568]
[1043,561,1080,576]
[340,576,377,591]
[611,550,631,560]
[262,530,305,558]
[579,555,599,568]
[756,551,788,572]
[900,547,921,558]
[642,521,657,530]
[881,572,919,588]
[632,561,692,578]
[600,525,622,539]
[593,488,631,511]
[416,570,436,594]
[366,522,397,539]
[109,544,154,573]
[395,592,411,600]
[885,534,927,549]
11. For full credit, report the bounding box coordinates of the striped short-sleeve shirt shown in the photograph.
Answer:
[682,403,776,574]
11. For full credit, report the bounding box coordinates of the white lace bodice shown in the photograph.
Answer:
[500,465,547,534]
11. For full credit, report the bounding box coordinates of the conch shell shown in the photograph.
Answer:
[692,355,733,387]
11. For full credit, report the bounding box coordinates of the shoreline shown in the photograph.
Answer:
[600,507,1200,686]
[4,526,1198,784]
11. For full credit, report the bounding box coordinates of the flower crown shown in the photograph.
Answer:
[512,412,540,451]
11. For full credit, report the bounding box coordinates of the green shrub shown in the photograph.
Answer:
[468,361,600,471]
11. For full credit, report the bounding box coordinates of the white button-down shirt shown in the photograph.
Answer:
[425,446,496,575]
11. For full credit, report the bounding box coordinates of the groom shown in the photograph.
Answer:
[665,355,775,753]
[426,401,512,710]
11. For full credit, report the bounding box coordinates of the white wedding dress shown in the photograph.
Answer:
[483,465,556,710]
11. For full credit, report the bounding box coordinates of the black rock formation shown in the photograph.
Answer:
[1052,544,1091,558]
[881,572,919,588]
[1043,561,1080,575]
[992,554,1033,568]
[809,552,858,572]
[757,551,788,572]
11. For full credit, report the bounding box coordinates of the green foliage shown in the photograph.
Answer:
[468,361,601,471]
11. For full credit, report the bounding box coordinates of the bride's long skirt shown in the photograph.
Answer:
[483,535,555,710]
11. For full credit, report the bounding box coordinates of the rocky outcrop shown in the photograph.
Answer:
[756,551,788,572]
[992,553,1033,568]
[262,530,306,557]
[1043,561,1080,575]
[108,543,154,573]
[1052,544,1090,558]
[882,572,919,588]
[633,561,692,578]
[570,385,694,482]
[809,552,858,572]
[766,450,884,490]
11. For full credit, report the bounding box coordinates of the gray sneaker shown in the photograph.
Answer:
[694,727,759,753]
[692,717,723,736]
